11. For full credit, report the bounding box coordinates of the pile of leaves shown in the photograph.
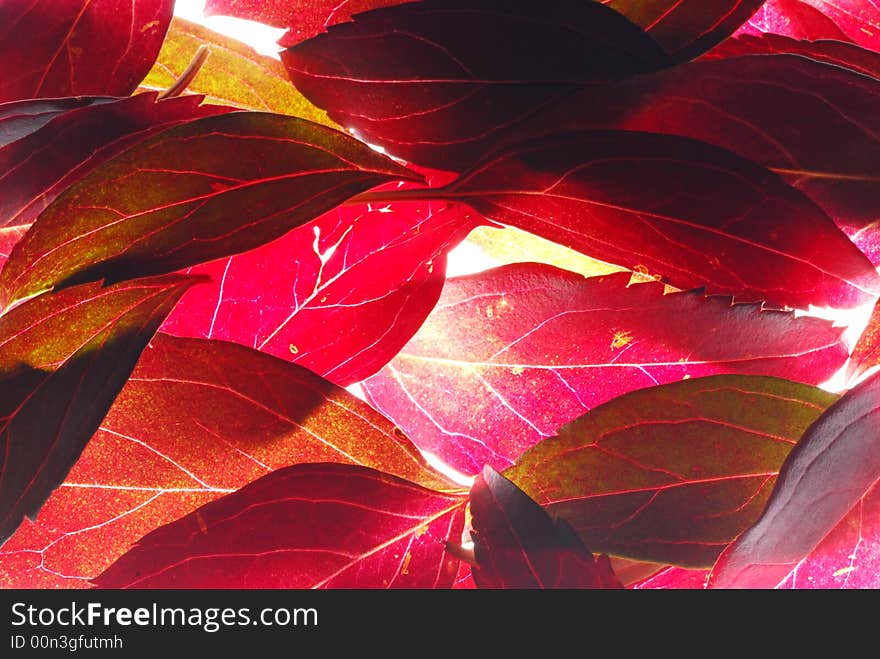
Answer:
[1,0,880,590]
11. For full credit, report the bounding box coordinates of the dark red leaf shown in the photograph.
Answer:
[94,463,467,588]
[601,0,767,61]
[439,131,880,310]
[0,333,461,587]
[0,275,198,546]
[282,0,672,169]
[708,371,880,588]
[162,181,480,386]
[362,264,846,476]
[703,34,880,80]
[0,111,419,310]
[509,55,880,234]
[204,0,408,47]
[0,93,231,229]
[470,466,622,589]
[734,0,880,52]
[0,0,173,102]
[0,97,114,148]
[503,373,836,567]
[736,0,851,41]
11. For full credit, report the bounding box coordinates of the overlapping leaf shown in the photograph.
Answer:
[0,275,198,547]
[503,374,837,567]
[470,466,622,588]
[734,0,880,52]
[848,298,880,383]
[736,0,851,41]
[704,35,880,80]
[94,463,466,588]
[204,0,408,46]
[433,131,880,309]
[362,264,847,475]
[0,333,461,587]
[709,371,880,587]
[0,0,173,102]
[139,17,333,125]
[0,98,114,148]
[162,189,479,386]
[509,56,880,234]
[602,0,767,61]
[0,92,231,229]
[0,111,419,309]
[282,0,672,169]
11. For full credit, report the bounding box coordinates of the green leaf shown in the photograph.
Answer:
[504,374,838,567]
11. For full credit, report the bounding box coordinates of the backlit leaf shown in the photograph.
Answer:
[139,17,333,125]
[94,463,467,588]
[0,275,198,546]
[0,111,419,309]
[0,97,114,148]
[602,0,767,61]
[0,333,461,587]
[440,131,880,310]
[848,297,880,383]
[505,374,838,567]
[470,466,622,588]
[0,92,230,229]
[362,264,846,475]
[0,0,173,102]
[509,55,880,234]
[708,371,880,587]
[282,0,672,169]
[162,192,479,386]
[734,0,880,52]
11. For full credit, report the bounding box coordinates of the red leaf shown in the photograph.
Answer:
[281,0,672,169]
[734,0,880,52]
[93,463,467,588]
[503,373,837,567]
[0,111,419,310]
[0,333,461,587]
[509,55,880,234]
[736,0,851,41]
[632,567,709,589]
[204,0,408,47]
[470,466,622,589]
[0,275,198,546]
[0,0,173,102]
[0,93,231,229]
[708,371,880,588]
[440,131,880,310]
[362,264,846,475]
[0,97,114,148]
[0,225,27,273]
[703,34,880,81]
[848,297,880,383]
[601,0,767,61]
[162,180,480,386]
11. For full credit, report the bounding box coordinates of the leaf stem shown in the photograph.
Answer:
[158,46,210,99]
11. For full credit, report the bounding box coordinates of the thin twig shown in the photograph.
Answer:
[158,45,210,99]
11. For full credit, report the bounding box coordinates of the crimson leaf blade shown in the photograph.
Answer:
[282,0,672,169]
[0,97,115,148]
[602,0,767,61]
[362,264,847,475]
[510,55,880,233]
[0,275,199,546]
[504,374,837,567]
[708,371,880,588]
[94,463,467,588]
[0,0,173,102]
[442,130,880,309]
[0,93,232,229]
[470,466,622,589]
[0,111,419,310]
